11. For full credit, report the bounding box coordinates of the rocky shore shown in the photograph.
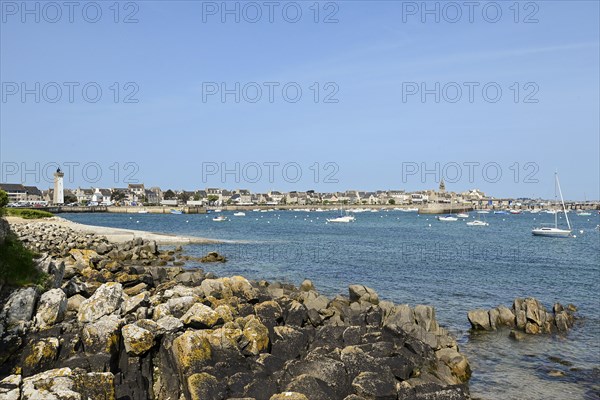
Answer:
[467,298,577,340]
[0,220,471,400]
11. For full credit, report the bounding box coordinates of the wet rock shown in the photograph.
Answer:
[300,280,315,292]
[200,251,227,263]
[435,348,471,383]
[467,309,491,331]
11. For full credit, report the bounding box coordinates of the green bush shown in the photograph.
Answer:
[0,232,47,287]
[6,208,53,219]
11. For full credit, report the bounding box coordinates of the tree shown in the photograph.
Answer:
[193,193,201,201]
[178,192,191,203]
[64,194,77,204]
[207,195,219,205]
[388,199,396,205]
[0,190,9,208]
[163,190,176,200]
[111,190,126,203]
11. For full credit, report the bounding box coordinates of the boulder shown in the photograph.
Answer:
[348,285,379,305]
[240,316,270,355]
[34,288,67,328]
[122,323,155,356]
[351,371,396,400]
[200,252,227,263]
[181,303,222,328]
[271,393,309,400]
[67,294,86,312]
[78,282,124,323]
[1,287,39,332]
[156,316,184,332]
[172,330,213,373]
[187,372,226,400]
[0,375,21,400]
[435,348,471,383]
[82,314,122,356]
[414,305,437,332]
[467,309,491,331]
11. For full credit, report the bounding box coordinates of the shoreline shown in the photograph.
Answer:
[5,216,223,245]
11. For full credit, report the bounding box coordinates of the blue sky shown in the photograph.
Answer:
[1,0,598,199]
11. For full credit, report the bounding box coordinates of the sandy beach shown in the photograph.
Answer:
[5,216,222,245]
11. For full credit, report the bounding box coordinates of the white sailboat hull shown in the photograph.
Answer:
[327,216,355,223]
[531,228,571,237]
[467,220,489,226]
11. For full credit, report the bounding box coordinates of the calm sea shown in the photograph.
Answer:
[61,210,600,400]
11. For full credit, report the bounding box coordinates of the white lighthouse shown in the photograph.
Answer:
[53,168,64,205]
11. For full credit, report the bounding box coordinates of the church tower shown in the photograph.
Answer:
[53,168,64,204]
[439,178,446,193]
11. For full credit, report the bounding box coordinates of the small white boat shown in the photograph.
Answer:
[476,210,489,214]
[137,210,149,214]
[577,212,592,216]
[170,209,183,215]
[253,209,260,212]
[400,208,419,212]
[212,215,227,222]
[467,220,489,226]
[437,216,458,222]
[326,215,355,223]
[233,212,246,217]
[457,213,469,218]
[509,210,522,214]
[214,209,222,213]
[532,173,572,238]
[530,209,541,214]
[532,226,571,237]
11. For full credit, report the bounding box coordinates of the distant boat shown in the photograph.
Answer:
[326,215,355,223]
[532,173,572,238]
[530,209,541,214]
[577,211,592,216]
[437,215,458,222]
[509,210,522,214]
[457,213,469,218]
[137,210,149,214]
[212,215,227,222]
[170,209,183,215]
[494,210,509,215]
[214,209,222,213]
[401,208,419,212]
[233,212,246,217]
[476,210,490,214]
[327,205,355,223]
[467,220,489,226]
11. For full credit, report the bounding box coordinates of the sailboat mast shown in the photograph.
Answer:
[556,173,571,230]
[554,173,558,228]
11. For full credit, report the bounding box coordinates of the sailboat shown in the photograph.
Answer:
[327,204,355,223]
[532,173,572,237]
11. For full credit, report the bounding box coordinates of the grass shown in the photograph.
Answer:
[6,208,54,219]
[0,231,47,287]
